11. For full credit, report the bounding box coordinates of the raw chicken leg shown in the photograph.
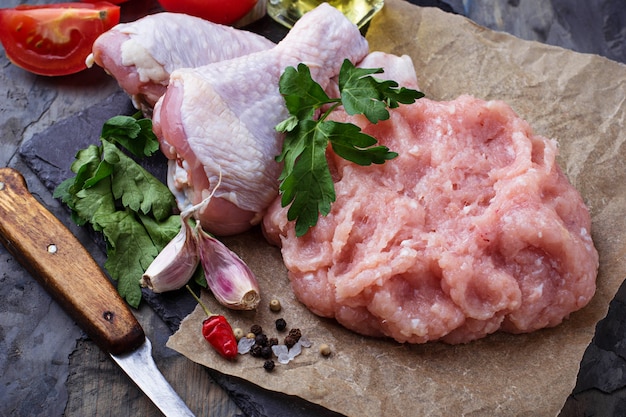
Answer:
[90,13,274,114]
[153,4,369,235]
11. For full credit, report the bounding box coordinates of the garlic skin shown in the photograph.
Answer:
[196,223,261,310]
[140,215,199,293]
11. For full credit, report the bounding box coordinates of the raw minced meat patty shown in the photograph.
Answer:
[263,94,599,344]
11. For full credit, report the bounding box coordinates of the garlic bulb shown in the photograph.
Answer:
[195,222,260,310]
[140,213,198,293]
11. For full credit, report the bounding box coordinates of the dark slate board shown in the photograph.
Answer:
[17,1,626,415]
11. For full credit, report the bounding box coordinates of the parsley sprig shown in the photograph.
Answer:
[54,114,201,308]
[276,59,424,236]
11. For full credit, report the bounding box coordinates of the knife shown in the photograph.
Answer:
[0,167,195,417]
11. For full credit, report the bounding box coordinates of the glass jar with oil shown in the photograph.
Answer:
[267,0,384,29]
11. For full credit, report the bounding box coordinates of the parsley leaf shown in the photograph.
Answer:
[339,59,424,122]
[278,64,333,122]
[324,121,398,165]
[278,120,336,236]
[276,59,424,236]
[139,213,182,250]
[102,140,173,221]
[99,209,156,308]
[101,114,160,157]
[53,115,179,308]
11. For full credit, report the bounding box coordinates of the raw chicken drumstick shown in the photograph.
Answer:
[90,12,275,114]
[153,4,370,235]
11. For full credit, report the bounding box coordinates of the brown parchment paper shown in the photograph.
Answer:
[167,1,626,415]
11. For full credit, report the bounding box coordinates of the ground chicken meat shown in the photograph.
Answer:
[263,94,599,344]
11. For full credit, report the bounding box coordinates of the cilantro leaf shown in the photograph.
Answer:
[276,59,424,236]
[53,114,181,308]
[98,209,158,308]
[139,213,182,251]
[101,114,160,157]
[83,160,114,189]
[53,177,74,206]
[101,140,175,221]
[55,145,117,227]
[72,145,104,190]
[74,178,117,232]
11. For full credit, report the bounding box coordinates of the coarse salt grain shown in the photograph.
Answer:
[238,337,255,354]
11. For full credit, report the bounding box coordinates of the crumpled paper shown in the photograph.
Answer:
[167,0,626,415]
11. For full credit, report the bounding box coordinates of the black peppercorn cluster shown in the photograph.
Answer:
[244,319,302,372]
[248,324,275,360]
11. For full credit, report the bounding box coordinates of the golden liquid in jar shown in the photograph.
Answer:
[267,0,384,28]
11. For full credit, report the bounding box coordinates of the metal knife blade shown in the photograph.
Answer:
[111,338,194,417]
[0,167,195,417]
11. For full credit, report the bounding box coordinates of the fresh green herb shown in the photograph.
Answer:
[53,113,205,308]
[101,115,160,158]
[275,59,424,236]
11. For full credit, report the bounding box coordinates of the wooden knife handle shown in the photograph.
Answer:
[0,167,144,355]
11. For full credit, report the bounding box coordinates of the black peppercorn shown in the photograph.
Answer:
[260,346,273,359]
[287,328,302,341]
[275,318,287,331]
[284,328,302,349]
[284,335,297,349]
[250,324,263,335]
[255,333,268,347]
[263,360,275,372]
[250,344,263,357]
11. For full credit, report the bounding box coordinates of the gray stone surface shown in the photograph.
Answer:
[0,240,82,417]
[0,52,120,417]
[464,0,625,64]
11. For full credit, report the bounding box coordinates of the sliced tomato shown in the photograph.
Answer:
[157,0,257,25]
[0,2,120,76]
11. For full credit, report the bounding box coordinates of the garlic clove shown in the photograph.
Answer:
[195,223,260,310]
[140,215,199,293]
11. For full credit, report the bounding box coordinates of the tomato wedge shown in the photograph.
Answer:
[0,2,120,76]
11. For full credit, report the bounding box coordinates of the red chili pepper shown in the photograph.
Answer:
[202,315,238,359]
[187,285,238,360]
